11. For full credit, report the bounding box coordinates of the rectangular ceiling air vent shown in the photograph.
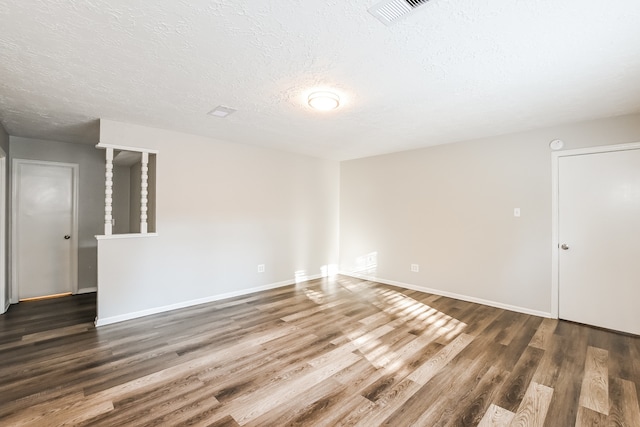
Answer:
[207,105,237,118]
[368,0,430,26]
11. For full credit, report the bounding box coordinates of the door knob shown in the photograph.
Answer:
[561,243,569,250]
[64,235,71,240]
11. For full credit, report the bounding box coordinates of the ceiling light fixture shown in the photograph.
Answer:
[308,92,340,111]
[549,139,564,150]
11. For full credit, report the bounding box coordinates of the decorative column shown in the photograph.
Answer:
[104,147,114,235]
[140,152,149,234]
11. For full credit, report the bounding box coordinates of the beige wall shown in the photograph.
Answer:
[97,120,340,324]
[129,161,141,233]
[339,113,640,315]
[112,165,131,234]
[0,125,8,154]
[10,137,104,291]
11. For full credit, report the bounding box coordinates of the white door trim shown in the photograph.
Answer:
[551,141,640,318]
[11,159,79,303]
[0,148,6,313]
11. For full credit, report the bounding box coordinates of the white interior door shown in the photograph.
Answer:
[558,148,640,335]
[13,160,78,300]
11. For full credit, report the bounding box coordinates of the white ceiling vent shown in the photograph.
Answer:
[207,105,237,118]
[368,0,430,26]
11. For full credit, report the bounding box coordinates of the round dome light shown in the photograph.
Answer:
[308,91,340,111]
[549,139,564,150]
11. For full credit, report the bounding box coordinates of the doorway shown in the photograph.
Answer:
[552,143,640,335]
[12,159,78,301]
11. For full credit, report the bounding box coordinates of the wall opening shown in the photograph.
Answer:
[97,144,157,237]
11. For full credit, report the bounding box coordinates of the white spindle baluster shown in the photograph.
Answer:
[140,152,149,234]
[105,148,114,235]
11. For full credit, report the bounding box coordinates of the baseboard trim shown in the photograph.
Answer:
[95,272,550,327]
[77,287,97,294]
[339,271,552,319]
[295,273,324,283]
[95,275,324,327]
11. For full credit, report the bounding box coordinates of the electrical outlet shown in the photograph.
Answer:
[514,208,521,217]
[411,264,419,273]
[257,264,265,273]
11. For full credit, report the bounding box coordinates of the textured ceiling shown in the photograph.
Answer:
[1,0,640,160]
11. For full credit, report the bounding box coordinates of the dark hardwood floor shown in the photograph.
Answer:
[1,275,639,426]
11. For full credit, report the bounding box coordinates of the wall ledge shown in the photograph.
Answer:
[96,233,158,240]
[339,271,553,319]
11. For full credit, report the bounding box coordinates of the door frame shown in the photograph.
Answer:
[11,159,79,303]
[0,148,5,313]
[551,141,640,318]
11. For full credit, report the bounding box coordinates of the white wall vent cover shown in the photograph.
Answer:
[368,0,430,26]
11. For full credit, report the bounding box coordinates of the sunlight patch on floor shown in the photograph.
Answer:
[327,277,471,372]
[303,288,326,305]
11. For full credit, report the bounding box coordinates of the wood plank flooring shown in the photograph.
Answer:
[1,275,639,426]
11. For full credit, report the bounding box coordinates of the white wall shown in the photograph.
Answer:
[10,137,104,292]
[96,120,340,324]
[339,113,640,315]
